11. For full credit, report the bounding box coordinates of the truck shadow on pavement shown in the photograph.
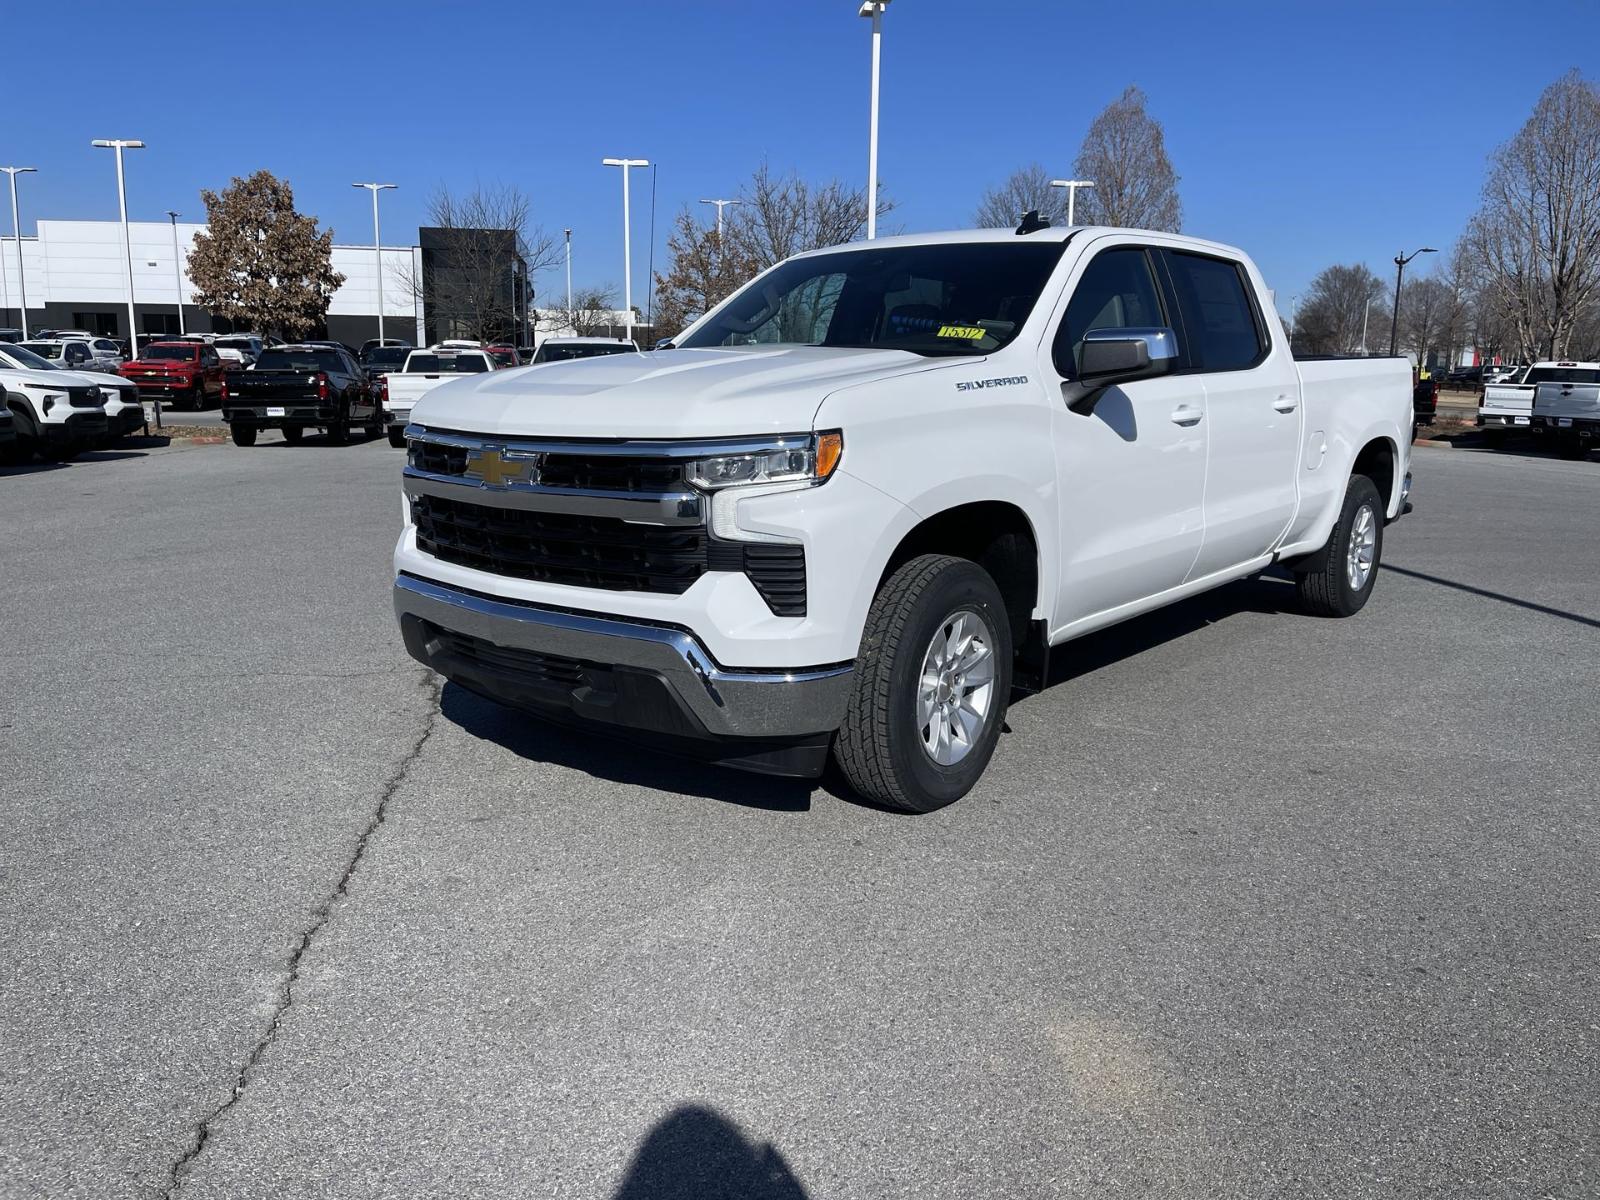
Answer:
[610,1105,810,1200]
[440,574,1312,814]
[440,684,819,811]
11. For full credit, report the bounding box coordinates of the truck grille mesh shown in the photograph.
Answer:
[411,494,807,615]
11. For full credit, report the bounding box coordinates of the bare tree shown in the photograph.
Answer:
[1073,86,1182,231]
[726,162,893,271]
[537,285,624,339]
[1464,70,1600,359]
[653,207,756,340]
[1291,264,1387,355]
[973,164,1069,228]
[1399,275,1464,366]
[396,183,562,344]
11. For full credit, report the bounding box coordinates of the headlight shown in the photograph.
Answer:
[687,431,843,491]
[695,431,844,546]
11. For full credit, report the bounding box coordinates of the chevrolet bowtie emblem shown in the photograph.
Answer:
[464,445,542,487]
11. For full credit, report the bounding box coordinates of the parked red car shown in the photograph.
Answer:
[485,344,521,368]
[117,341,226,411]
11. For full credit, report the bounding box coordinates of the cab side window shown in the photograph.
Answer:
[1052,248,1165,379]
[1164,252,1265,372]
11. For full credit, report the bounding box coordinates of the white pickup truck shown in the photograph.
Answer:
[1527,361,1600,458]
[381,346,498,447]
[392,225,1413,811]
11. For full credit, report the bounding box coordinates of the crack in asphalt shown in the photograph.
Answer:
[161,669,443,1198]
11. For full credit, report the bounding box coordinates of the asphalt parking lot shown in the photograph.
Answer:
[1,436,1596,1199]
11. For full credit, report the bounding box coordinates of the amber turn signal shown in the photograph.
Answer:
[816,431,844,480]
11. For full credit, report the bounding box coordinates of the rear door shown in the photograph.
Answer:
[1040,239,1208,627]
[1159,249,1301,580]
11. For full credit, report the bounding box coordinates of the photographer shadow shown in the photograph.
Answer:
[612,1105,810,1200]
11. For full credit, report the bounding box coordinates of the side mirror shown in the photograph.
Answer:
[1066,326,1178,413]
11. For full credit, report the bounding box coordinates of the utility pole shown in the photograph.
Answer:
[166,211,185,335]
[1,166,37,336]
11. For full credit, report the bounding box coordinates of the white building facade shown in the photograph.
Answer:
[0,219,423,344]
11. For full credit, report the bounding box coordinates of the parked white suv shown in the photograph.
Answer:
[393,225,1413,810]
[0,343,143,441]
[0,363,111,460]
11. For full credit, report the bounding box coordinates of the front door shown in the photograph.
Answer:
[1040,241,1207,630]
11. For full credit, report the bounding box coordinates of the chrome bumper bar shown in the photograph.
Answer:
[394,574,853,740]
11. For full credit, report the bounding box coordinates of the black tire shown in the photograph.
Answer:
[833,554,1013,813]
[281,425,304,445]
[230,425,257,447]
[188,383,206,412]
[366,404,384,440]
[387,426,407,449]
[1556,434,1587,460]
[326,405,351,445]
[1293,474,1384,617]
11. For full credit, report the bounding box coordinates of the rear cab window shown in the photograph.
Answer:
[1163,251,1267,372]
[404,353,490,374]
[255,349,346,373]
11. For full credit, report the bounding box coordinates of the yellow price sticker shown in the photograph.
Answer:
[936,325,986,341]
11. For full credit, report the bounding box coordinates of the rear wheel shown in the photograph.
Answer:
[281,425,304,445]
[1556,434,1587,460]
[230,425,257,447]
[1293,474,1383,617]
[834,554,1012,813]
[326,405,351,445]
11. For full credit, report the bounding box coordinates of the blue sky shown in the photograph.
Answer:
[8,0,1595,309]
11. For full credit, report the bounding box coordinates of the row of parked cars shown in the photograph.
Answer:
[1475,361,1600,458]
[219,335,637,448]
[0,328,640,464]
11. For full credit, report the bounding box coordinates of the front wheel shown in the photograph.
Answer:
[387,426,407,449]
[833,554,1012,813]
[230,425,257,447]
[1293,474,1384,617]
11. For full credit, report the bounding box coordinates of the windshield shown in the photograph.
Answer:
[1526,367,1600,385]
[139,346,198,362]
[256,349,345,373]
[405,353,489,373]
[1,345,57,370]
[20,342,64,360]
[533,343,636,363]
[363,347,408,367]
[678,241,1065,355]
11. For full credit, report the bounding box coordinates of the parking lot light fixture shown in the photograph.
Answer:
[1048,179,1095,226]
[860,0,890,239]
[698,198,740,240]
[602,159,649,344]
[1389,246,1437,358]
[91,140,145,346]
[564,228,572,314]
[353,183,397,344]
[1,166,37,337]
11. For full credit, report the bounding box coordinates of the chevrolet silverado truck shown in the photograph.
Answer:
[223,344,379,446]
[1528,361,1600,458]
[1478,364,1536,429]
[392,224,1414,812]
[381,346,497,448]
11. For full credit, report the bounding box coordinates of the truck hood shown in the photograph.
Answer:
[409,346,940,439]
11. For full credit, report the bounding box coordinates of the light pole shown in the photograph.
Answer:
[601,158,649,343]
[1389,247,1436,357]
[1,166,36,336]
[91,140,145,345]
[353,183,396,344]
[165,210,186,335]
[699,198,740,240]
[564,228,572,314]
[1048,179,1095,226]
[860,1,890,239]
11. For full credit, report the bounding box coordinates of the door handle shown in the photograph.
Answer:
[1273,396,1298,413]
[1170,405,1203,426]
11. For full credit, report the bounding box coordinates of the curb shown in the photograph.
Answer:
[1413,438,1454,449]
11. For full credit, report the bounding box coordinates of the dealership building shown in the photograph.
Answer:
[0,219,532,346]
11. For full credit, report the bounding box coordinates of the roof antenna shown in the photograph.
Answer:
[1015,209,1051,236]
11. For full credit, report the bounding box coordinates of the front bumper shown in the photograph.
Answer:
[395,573,854,774]
[106,404,146,435]
[45,411,109,444]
